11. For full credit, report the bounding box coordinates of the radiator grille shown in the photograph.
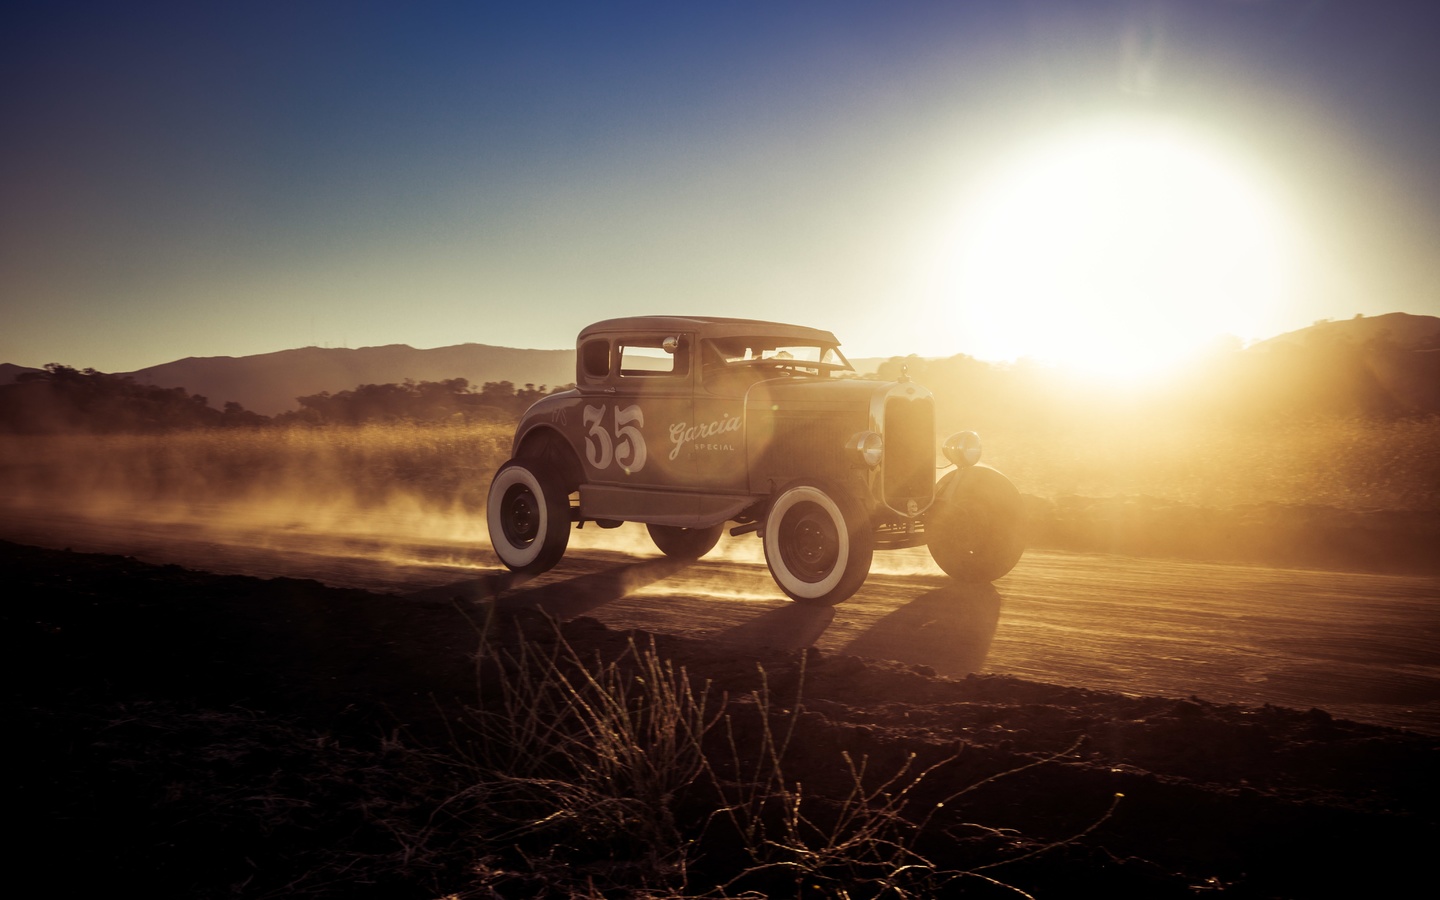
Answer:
[883,395,934,511]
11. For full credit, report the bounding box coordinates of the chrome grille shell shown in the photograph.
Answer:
[873,383,936,517]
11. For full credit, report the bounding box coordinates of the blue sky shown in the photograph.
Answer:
[4,1,1438,374]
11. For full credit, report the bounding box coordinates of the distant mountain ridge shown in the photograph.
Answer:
[122,343,576,415]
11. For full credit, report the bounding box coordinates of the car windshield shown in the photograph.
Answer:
[706,338,851,372]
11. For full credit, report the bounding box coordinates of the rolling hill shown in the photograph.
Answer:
[1251,311,1440,350]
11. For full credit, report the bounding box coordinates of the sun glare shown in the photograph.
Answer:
[939,121,1296,379]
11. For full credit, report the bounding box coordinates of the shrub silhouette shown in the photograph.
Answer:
[0,367,571,432]
[0,364,259,433]
[276,378,567,426]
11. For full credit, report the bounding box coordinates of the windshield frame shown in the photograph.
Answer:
[702,336,855,384]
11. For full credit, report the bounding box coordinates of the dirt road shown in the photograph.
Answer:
[4,504,1437,734]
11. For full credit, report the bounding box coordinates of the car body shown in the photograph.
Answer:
[487,316,1024,604]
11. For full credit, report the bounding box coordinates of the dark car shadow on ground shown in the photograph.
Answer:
[405,556,695,619]
[711,603,837,650]
[839,582,1002,676]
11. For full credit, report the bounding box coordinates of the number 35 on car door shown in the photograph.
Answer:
[582,403,648,474]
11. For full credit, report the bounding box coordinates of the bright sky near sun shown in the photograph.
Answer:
[3,1,1439,378]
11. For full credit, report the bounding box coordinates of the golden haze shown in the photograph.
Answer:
[1,355,1435,575]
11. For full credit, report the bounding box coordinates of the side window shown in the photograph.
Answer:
[619,336,689,378]
[581,339,611,380]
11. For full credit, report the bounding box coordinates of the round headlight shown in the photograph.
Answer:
[846,431,884,468]
[942,430,982,468]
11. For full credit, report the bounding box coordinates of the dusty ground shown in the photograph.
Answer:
[6,539,1436,898]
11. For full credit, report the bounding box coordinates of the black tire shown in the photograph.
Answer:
[486,458,571,574]
[647,523,724,560]
[927,465,1024,583]
[762,482,873,605]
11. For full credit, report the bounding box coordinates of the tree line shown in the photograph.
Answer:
[0,365,569,433]
[276,379,559,426]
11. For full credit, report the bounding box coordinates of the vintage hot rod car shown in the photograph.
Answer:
[486,316,1024,605]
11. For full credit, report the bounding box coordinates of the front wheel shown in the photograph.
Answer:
[486,459,571,574]
[763,482,873,606]
[926,465,1024,583]
[647,523,724,560]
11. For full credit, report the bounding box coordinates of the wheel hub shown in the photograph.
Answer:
[502,484,538,546]
[782,503,839,582]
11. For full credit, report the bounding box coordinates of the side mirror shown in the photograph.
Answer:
[662,336,682,354]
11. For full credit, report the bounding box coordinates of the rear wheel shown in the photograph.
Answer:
[647,523,725,560]
[927,465,1024,582]
[486,459,571,574]
[763,482,873,605]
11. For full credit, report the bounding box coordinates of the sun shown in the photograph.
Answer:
[936,120,1297,379]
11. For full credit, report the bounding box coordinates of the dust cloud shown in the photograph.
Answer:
[0,427,510,573]
[0,428,773,590]
[4,402,1438,582]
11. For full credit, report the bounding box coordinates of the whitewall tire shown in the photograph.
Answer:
[486,459,571,574]
[763,482,873,605]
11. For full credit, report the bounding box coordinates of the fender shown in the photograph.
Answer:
[935,462,1017,506]
[925,462,1025,582]
[513,422,585,492]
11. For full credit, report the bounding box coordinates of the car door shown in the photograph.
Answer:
[576,332,695,495]
[689,335,750,493]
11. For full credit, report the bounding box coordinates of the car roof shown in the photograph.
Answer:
[579,316,839,345]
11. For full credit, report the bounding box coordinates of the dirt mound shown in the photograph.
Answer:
[5,540,1435,897]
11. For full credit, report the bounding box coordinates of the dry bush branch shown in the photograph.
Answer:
[444,612,1128,897]
[459,610,720,890]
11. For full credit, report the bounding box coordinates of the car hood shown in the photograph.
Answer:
[744,377,894,411]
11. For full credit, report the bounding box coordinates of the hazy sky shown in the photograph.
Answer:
[4,1,1439,374]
